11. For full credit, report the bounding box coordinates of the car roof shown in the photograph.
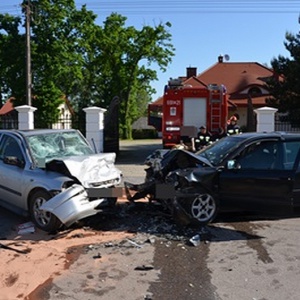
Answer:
[228,131,300,141]
[0,129,78,137]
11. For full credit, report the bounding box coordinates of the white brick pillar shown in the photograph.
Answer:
[83,106,107,153]
[254,106,278,132]
[15,105,37,130]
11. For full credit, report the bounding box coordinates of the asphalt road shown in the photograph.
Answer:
[116,138,163,183]
[2,139,300,300]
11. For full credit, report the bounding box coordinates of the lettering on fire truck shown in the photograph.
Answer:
[166,100,181,106]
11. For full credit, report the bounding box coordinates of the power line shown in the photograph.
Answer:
[0,1,300,17]
[77,0,300,7]
[75,0,300,13]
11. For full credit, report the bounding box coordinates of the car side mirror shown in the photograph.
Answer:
[226,159,241,170]
[4,156,25,168]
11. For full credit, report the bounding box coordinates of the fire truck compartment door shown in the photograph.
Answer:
[183,98,207,128]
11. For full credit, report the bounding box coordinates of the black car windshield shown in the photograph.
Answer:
[26,131,94,166]
[196,135,245,166]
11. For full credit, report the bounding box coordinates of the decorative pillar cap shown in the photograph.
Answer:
[83,106,107,113]
[254,106,278,114]
[15,105,37,113]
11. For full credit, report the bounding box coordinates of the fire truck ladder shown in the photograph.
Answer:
[208,84,224,132]
[210,101,222,132]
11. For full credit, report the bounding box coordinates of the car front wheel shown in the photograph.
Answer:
[180,190,218,225]
[29,190,62,232]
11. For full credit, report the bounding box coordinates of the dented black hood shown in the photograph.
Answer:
[160,149,213,176]
[169,166,218,188]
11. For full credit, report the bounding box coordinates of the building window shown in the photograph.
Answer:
[248,87,262,96]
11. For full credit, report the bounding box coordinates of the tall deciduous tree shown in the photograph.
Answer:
[28,0,99,127]
[0,1,174,136]
[266,28,300,125]
[0,14,26,102]
[89,13,174,139]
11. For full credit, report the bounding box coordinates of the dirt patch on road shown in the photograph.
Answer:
[1,225,133,300]
[1,198,205,300]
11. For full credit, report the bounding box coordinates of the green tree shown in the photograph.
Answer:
[266,29,300,125]
[0,1,175,137]
[0,14,26,103]
[29,0,100,127]
[89,13,175,139]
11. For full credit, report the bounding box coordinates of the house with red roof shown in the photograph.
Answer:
[0,96,74,129]
[149,55,278,131]
[0,97,18,129]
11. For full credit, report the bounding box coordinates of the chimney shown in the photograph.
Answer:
[218,55,223,63]
[186,67,197,78]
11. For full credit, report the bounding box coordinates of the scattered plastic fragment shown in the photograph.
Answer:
[134,265,154,271]
[127,239,143,248]
[189,234,201,246]
[17,222,35,235]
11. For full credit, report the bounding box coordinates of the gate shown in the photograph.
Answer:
[103,96,120,153]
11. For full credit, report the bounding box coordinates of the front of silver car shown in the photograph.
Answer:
[23,129,123,228]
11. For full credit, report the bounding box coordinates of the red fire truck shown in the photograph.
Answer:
[162,80,228,148]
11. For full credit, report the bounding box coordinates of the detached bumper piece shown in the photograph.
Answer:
[41,184,122,227]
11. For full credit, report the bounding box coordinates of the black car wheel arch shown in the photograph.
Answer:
[178,188,219,225]
[28,189,62,232]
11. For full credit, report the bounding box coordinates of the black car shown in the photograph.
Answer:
[125,132,300,226]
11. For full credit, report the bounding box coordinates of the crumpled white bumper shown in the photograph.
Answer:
[40,184,105,227]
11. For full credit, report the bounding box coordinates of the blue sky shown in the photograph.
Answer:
[2,1,300,101]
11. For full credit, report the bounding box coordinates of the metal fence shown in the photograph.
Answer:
[0,112,18,129]
[0,98,119,153]
[0,111,85,133]
[274,113,300,133]
[3,110,300,135]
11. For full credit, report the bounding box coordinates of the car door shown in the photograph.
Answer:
[0,134,26,208]
[287,141,300,207]
[219,140,295,212]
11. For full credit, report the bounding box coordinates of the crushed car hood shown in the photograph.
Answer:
[45,153,122,188]
[160,149,213,176]
[169,166,218,190]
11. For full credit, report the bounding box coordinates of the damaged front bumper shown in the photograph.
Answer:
[41,184,123,227]
[124,181,194,226]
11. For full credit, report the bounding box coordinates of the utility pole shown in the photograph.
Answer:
[25,0,32,106]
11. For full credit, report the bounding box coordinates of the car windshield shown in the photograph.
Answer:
[26,131,94,166]
[196,135,244,166]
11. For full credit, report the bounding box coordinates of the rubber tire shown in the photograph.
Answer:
[29,189,62,232]
[179,189,218,226]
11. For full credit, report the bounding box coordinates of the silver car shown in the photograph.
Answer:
[0,129,122,232]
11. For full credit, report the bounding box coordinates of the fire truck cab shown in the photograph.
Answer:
[162,79,228,149]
